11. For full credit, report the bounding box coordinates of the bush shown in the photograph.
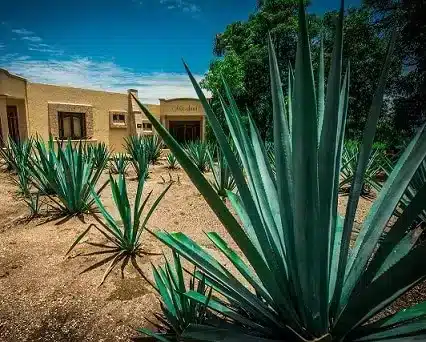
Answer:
[132,1,426,340]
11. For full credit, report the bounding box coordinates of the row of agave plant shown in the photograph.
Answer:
[130,0,426,340]
[0,134,164,217]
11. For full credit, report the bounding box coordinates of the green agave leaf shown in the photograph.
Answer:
[184,290,269,333]
[182,324,280,342]
[291,0,322,331]
[331,31,397,319]
[342,123,426,309]
[352,301,426,340]
[334,242,426,335]
[137,328,173,342]
[363,182,426,284]
[206,232,273,306]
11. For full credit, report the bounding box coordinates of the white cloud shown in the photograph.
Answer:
[159,0,200,13]
[28,43,63,55]
[0,56,209,104]
[12,28,34,35]
[22,36,42,42]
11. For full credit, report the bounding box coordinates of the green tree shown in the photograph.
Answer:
[322,7,402,145]
[202,0,309,141]
[364,0,426,145]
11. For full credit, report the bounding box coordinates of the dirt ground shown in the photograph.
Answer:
[0,156,399,341]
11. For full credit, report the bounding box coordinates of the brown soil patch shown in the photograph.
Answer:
[0,158,418,341]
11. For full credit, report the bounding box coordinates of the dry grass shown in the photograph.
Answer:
[0,156,423,341]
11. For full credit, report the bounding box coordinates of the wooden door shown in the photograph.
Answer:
[6,106,20,143]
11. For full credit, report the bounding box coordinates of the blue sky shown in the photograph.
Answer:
[0,0,360,103]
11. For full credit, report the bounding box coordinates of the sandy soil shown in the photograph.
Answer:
[0,157,401,342]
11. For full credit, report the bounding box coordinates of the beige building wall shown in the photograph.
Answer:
[1,68,207,151]
[26,83,130,152]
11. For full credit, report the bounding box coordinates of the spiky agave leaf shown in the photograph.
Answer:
[131,0,426,340]
[28,136,109,215]
[66,173,171,284]
[138,252,212,341]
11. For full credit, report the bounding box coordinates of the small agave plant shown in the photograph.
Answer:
[66,174,171,285]
[132,0,426,341]
[125,135,150,179]
[110,153,131,175]
[166,152,179,170]
[207,149,236,199]
[138,251,212,341]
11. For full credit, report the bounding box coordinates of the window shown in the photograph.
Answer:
[143,122,152,131]
[113,114,126,124]
[58,112,86,140]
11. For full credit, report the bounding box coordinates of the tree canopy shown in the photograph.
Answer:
[201,0,424,148]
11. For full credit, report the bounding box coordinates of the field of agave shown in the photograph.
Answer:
[1,0,426,341]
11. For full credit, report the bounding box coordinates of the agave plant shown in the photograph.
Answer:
[144,134,162,165]
[66,173,171,284]
[138,251,212,341]
[131,1,426,340]
[207,149,236,199]
[0,137,21,172]
[166,152,179,170]
[339,142,385,197]
[185,140,211,173]
[85,142,110,171]
[28,137,109,216]
[109,153,131,175]
[125,135,150,179]
[3,138,34,195]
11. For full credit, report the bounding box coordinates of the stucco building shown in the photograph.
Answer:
[0,68,206,152]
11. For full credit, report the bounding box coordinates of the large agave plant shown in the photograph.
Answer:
[132,1,426,341]
[67,173,170,284]
[29,137,109,216]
